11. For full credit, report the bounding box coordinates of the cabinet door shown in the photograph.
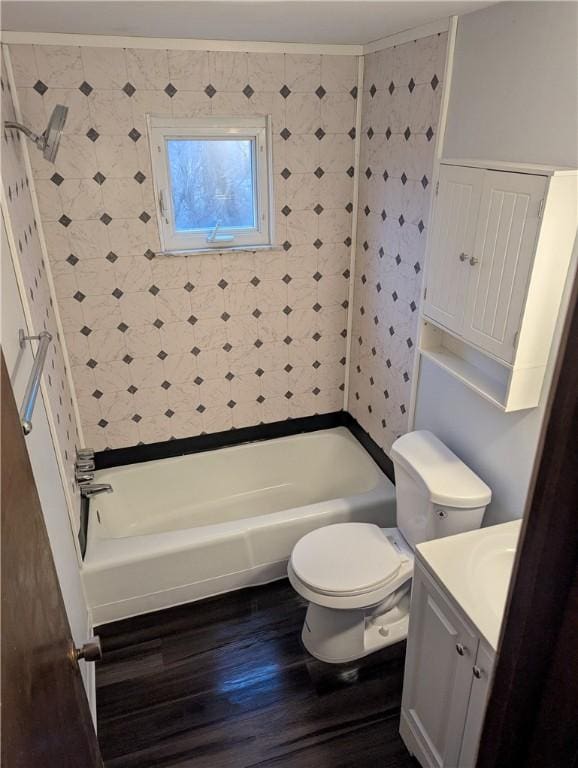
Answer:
[401,564,478,768]
[462,171,547,363]
[458,642,495,768]
[423,165,483,335]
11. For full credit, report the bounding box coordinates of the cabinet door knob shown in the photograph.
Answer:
[456,642,466,656]
[473,665,482,679]
[469,256,479,266]
[459,252,467,262]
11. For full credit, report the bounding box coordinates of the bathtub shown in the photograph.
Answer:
[82,427,396,624]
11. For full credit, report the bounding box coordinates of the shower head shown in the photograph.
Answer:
[4,104,68,163]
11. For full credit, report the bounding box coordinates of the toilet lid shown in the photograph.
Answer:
[290,523,402,597]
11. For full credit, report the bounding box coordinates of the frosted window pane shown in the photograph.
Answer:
[167,139,255,232]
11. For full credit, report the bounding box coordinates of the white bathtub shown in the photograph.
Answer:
[82,427,396,624]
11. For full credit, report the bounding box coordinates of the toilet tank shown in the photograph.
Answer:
[390,431,492,549]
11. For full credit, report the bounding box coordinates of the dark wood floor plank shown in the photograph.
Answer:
[96,580,415,768]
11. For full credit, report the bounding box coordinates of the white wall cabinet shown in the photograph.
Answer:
[420,160,577,411]
[399,561,495,768]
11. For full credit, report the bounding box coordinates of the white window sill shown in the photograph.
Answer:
[155,244,284,257]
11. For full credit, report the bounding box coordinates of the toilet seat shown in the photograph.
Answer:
[288,523,414,610]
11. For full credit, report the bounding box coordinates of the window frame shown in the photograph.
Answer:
[148,115,274,254]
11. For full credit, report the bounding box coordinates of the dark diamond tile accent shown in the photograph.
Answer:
[131,414,141,423]
[348,127,356,140]
[364,205,370,216]
[242,84,254,99]
[255,367,264,377]
[281,205,292,217]
[79,80,93,96]
[188,314,198,325]
[313,302,322,312]
[282,274,292,284]
[313,387,321,396]
[367,127,374,140]
[149,284,160,296]
[254,338,263,348]
[388,81,395,95]
[369,83,377,98]
[184,281,194,292]
[134,171,146,184]
[410,300,417,312]
[86,358,97,369]
[414,262,421,274]
[344,236,352,247]
[314,204,324,215]
[281,167,291,180]
[345,202,353,213]
[191,346,201,356]
[280,127,291,141]
[123,354,133,364]
[51,172,64,186]
[59,214,71,227]
[418,219,425,233]
[283,305,292,315]
[158,350,167,360]
[122,82,136,97]
[93,171,106,185]
[315,127,325,141]
[92,389,103,399]
[139,211,151,223]
[408,78,415,93]
[256,394,265,403]
[73,291,85,302]
[66,254,78,266]
[284,391,293,399]
[218,278,228,289]
[312,360,321,369]
[128,128,141,142]
[399,214,405,226]
[196,404,206,413]
[284,364,293,373]
[313,271,322,281]
[426,126,434,142]
[127,384,138,394]
[227,400,236,408]
[315,85,326,99]
[282,241,291,251]
[221,312,230,322]
[385,127,392,140]
[100,213,112,225]
[404,126,411,141]
[153,318,164,329]
[343,268,350,278]
[395,254,401,265]
[314,166,324,179]
[421,175,429,189]
[347,166,355,178]
[401,172,408,185]
[350,86,358,99]
[161,380,171,390]
[86,127,99,142]
[223,342,232,352]
[164,83,177,98]
[383,169,389,182]
[33,80,48,95]
[279,84,291,99]
[225,371,235,381]
[312,332,321,342]
[392,290,397,301]
[112,287,123,299]
[144,249,155,260]
[431,74,439,90]
[283,336,292,345]
[98,419,108,428]
[313,239,323,250]
[165,409,175,418]
[205,84,216,98]
[106,251,118,263]
[381,209,387,221]
[252,308,262,318]
[365,167,372,179]
[250,276,260,287]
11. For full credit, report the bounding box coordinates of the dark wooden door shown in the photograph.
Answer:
[1,354,102,768]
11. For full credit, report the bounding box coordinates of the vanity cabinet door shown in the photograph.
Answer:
[462,171,547,363]
[458,642,496,768]
[422,165,482,336]
[400,563,478,768]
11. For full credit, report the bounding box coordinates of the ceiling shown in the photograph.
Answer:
[0,1,494,46]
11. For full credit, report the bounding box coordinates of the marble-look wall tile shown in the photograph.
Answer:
[348,33,447,454]
[11,43,357,449]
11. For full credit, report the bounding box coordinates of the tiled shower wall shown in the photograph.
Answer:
[1,57,82,521]
[348,33,447,453]
[9,44,357,449]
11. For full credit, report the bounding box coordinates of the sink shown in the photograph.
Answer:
[467,527,519,622]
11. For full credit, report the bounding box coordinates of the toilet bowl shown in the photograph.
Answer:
[288,431,492,663]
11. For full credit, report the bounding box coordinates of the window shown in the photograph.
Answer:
[149,116,274,253]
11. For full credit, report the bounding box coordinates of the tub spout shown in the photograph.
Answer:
[81,483,113,498]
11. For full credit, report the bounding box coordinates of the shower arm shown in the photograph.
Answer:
[4,120,47,151]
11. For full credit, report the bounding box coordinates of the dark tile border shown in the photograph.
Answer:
[82,411,394,559]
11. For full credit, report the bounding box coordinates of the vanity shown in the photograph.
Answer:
[399,520,521,768]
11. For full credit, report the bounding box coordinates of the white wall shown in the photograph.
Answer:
[444,1,578,167]
[414,1,578,526]
[1,215,94,710]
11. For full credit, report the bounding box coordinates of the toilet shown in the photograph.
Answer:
[288,430,492,663]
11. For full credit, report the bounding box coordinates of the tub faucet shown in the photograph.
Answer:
[81,483,113,498]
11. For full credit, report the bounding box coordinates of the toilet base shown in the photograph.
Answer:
[301,593,411,663]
